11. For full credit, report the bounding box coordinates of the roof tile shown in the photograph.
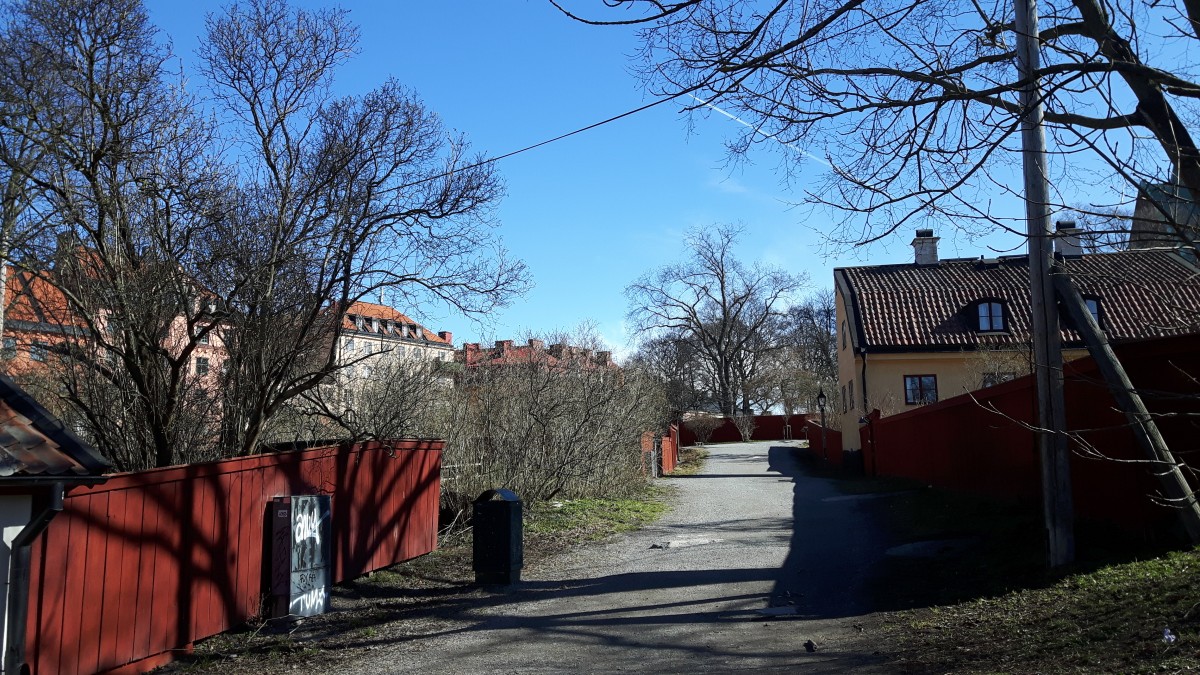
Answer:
[839,249,1200,351]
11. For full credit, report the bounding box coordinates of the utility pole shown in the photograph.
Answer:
[1014,0,1075,567]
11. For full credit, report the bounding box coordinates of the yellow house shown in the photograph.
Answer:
[833,228,1200,458]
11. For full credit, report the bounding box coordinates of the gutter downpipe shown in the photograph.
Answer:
[5,481,65,675]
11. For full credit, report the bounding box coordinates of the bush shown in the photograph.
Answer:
[684,415,723,445]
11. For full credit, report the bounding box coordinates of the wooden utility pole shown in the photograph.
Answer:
[1014,0,1075,567]
[1054,272,1200,542]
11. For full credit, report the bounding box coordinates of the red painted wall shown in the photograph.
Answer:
[26,440,441,675]
[861,335,1200,535]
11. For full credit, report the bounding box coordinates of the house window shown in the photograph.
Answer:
[982,372,1016,388]
[1,338,15,359]
[198,331,210,345]
[30,341,49,363]
[195,357,210,376]
[848,380,855,411]
[977,301,1006,332]
[841,321,847,350]
[1085,297,1101,326]
[345,338,356,353]
[398,346,407,358]
[841,385,847,413]
[371,318,380,333]
[904,375,938,405]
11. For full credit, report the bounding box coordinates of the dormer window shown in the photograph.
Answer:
[1085,297,1102,327]
[353,315,363,331]
[976,301,1007,332]
[385,319,394,334]
[371,318,380,333]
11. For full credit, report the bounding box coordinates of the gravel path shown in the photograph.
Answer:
[337,441,900,674]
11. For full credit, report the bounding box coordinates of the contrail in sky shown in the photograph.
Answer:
[688,94,832,169]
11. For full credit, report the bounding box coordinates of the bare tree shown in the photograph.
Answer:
[780,290,839,414]
[627,330,717,416]
[0,0,226,469]
[627,223,807,415]
[554,0,1200,254]
[0,0,526,469]
[200,0,527,456]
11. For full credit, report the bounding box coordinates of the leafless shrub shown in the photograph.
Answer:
[434,327,666,520]
[684,414,723,445]
[732,413,756,442]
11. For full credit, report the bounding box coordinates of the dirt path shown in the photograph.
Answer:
[329,441,906,674]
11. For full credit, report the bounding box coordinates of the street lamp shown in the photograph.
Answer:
[816,387,828,462]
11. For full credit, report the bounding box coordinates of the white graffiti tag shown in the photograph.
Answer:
[290,587,327,616]
[294,504,325,545]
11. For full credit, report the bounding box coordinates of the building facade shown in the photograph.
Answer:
[834,228,1200,456]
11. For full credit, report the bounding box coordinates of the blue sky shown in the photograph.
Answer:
[147,1,1033,356]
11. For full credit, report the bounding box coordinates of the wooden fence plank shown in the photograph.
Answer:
[26,442,441,674]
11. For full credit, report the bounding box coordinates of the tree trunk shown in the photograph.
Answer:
[1053,271,1200,543]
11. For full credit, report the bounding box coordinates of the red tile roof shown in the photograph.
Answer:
[341,301,451,345]
[837,249,1200,352]
[0,375,109,479]
[5,268,80,328]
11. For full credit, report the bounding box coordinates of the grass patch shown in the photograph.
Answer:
[669,446,709,476]
[526,491,670,542]
[887,547,1200,673]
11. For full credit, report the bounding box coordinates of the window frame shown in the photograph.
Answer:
[976,300,1007,333]
[903,374,938,405]
[1084,296,1103,327]
[195,356,210,377]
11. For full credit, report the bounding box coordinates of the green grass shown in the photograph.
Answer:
[668,446,709,476]
[526,492,670,542]
[886,547,1200,673]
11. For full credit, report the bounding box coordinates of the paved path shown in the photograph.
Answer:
[343,441,903,674]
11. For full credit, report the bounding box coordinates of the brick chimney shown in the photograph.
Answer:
[911,229,940,265]
[549,343,567,359]
[528,338,545,351]
[1055,220,1084,258]
[438,331,453,345]
[460,343,479,365]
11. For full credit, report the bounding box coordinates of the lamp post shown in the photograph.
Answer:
[816,387,828,462]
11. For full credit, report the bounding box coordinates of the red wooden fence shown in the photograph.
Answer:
[26,440,441,675]
[641,426,680,474]
[803,420,843,467]
[860,335,1200,535]
[677,414,809,446]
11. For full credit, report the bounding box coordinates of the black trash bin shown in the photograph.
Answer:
[472,488,524,584]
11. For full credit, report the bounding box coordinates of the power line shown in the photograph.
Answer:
[401,91,689,190]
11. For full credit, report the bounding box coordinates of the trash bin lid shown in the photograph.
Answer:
[475,488,520,503]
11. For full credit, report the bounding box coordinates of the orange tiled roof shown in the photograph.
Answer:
[341,301,450,345]
[837,249,1200,352]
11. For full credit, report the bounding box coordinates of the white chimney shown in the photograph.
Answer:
[1055,220,1084,258]
[911,229,940,265]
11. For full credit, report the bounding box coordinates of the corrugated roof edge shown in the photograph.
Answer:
[0,374,111,478]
